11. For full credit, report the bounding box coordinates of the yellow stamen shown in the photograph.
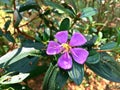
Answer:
[62,43,71,52]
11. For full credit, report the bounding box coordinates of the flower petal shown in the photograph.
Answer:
[69,32,87,46]
[58,52,72,70]
[46,41,62,55]
[55,31,68,43]
[71,48,89,64]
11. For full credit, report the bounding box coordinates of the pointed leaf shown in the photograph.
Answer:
[100,42,117,50]
[42,64,58,90]
[81,7,98,18]
[13,10,22,28]
[0,47,40,67]
[55,70,68,90]
[44,0,75,17]
[6,57,39,73]
[4,20,11,31]
[19,1,40,12]
[68,62,84,85]
[4,31,15,42]
[87,53,120,82]
[48,66,59,90]
[42,63,54,90]
[86,51,100,64]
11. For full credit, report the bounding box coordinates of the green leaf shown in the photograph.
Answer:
[4,10,14,13]
[83,35,97,48]
[0,47,40,67]
[22,41,44,50]
[0,29,3,36]
[68,62,84,85]
[19,1,40,12]
[116,29,120,45]
[6,57,39,73]
[13,10,22,28]
[55,70,68,90]
[0,72,29,84]
[4,20,11,31]
[0,0,10,4]
[80,7,98,18]
[42,30,49,41]
[42,63,58,90]
[87,53,120,82]
[4,31,15,42]
[44,0,75,17]
[60,18,70,30]
[100,42,117,50]
[48,66,59,90]
[42,63,54,90]
[86,51,100,64]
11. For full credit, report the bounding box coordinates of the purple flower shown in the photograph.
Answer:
[46,31,89,70]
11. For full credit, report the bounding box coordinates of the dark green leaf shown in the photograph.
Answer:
[42,30,49,41]
[90,27,97,33]
[22,41,44,50]
[44,0,75,17]
[4,10,14,13]
[86,51,100,64]
[0,29,3,36]
[60,18,70,30]
[100,42,117,50]
[42,63,57,90]
[0,47,40,67]
[82,35,97,48]
[4,20,11,31]
[19,1,40,12]
[81,7,98,18]
[4,32,15,42]
[13,10,22,28]
[55,70,68,90]
[48,66,59,90]
[6,57,39,73]
[10,83,32,90]
[42,63,54,90]
[87,53,120,82]
[68,62,84,85]
[116,29,120,45]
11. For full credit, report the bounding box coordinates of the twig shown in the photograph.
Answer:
[97,49,113,52]
[16,28,34,40]
[19,14,39,28]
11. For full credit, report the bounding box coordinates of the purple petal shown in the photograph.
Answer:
[57,52,72,70]
[69,32,87,46]
[46,41,62,55]
[71,48,89,64]
[55,31,68,43]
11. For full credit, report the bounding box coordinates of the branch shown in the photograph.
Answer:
[16,28,34,40]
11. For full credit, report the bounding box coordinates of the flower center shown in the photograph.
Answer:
[62,43,71,52]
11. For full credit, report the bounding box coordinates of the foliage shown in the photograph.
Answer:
[0,0,120,90]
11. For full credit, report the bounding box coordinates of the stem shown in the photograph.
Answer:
[16,28,34,40]
[19,15,39,28]
[97,49,113,52]
[13,0,16,10]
